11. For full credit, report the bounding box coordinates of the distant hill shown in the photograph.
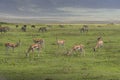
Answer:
[0,17,120,24]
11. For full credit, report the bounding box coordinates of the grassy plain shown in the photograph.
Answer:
[0,23,120,80]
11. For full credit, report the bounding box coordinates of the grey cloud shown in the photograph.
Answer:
[1,0,120,22]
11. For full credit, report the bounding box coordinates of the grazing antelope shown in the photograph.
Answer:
[94,37,103,51]
[67,44,85,56]
[31,25,36,28]
[26,43,42,57]
[16,25,19,28]
[59,25,64,28]
[0,26,9,33]
[38,27,47,32]
[5,40,21,53]
[33,38,45,48]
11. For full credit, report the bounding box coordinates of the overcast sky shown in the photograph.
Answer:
[0,0,120,22]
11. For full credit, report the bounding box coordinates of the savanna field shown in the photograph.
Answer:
[0,23,120,80]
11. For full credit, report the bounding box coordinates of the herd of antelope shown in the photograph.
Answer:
[4,36,104,57]
[1,24,105,57]
[26,38,44,57]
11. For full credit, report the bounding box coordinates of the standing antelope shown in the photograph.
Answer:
[33,38,45,48]
[67,44,85,56]
[94,37,103,51]
[56,36,65,48]
[56,39,65,48]
[26,43,42,57]
[80,25,88,33]
[21,25,27,32]
[5,40,21,53]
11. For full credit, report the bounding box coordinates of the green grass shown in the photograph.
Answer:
[0,24,120,80]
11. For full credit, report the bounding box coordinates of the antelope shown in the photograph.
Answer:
[80,25,88,33]
[0,26,9,33]
[16,25,19,28]
[38,27,47,32]
[56,39,65,48]
[5,40,21,53]
[33,38,45,48]
[94,37,103,51]
[21,25,27,32]
[67,44,85,56]
[55,36,65,48]
[31,25,35,28]
[26,43,42,57]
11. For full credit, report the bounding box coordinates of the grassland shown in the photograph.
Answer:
[0,23,120,80]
